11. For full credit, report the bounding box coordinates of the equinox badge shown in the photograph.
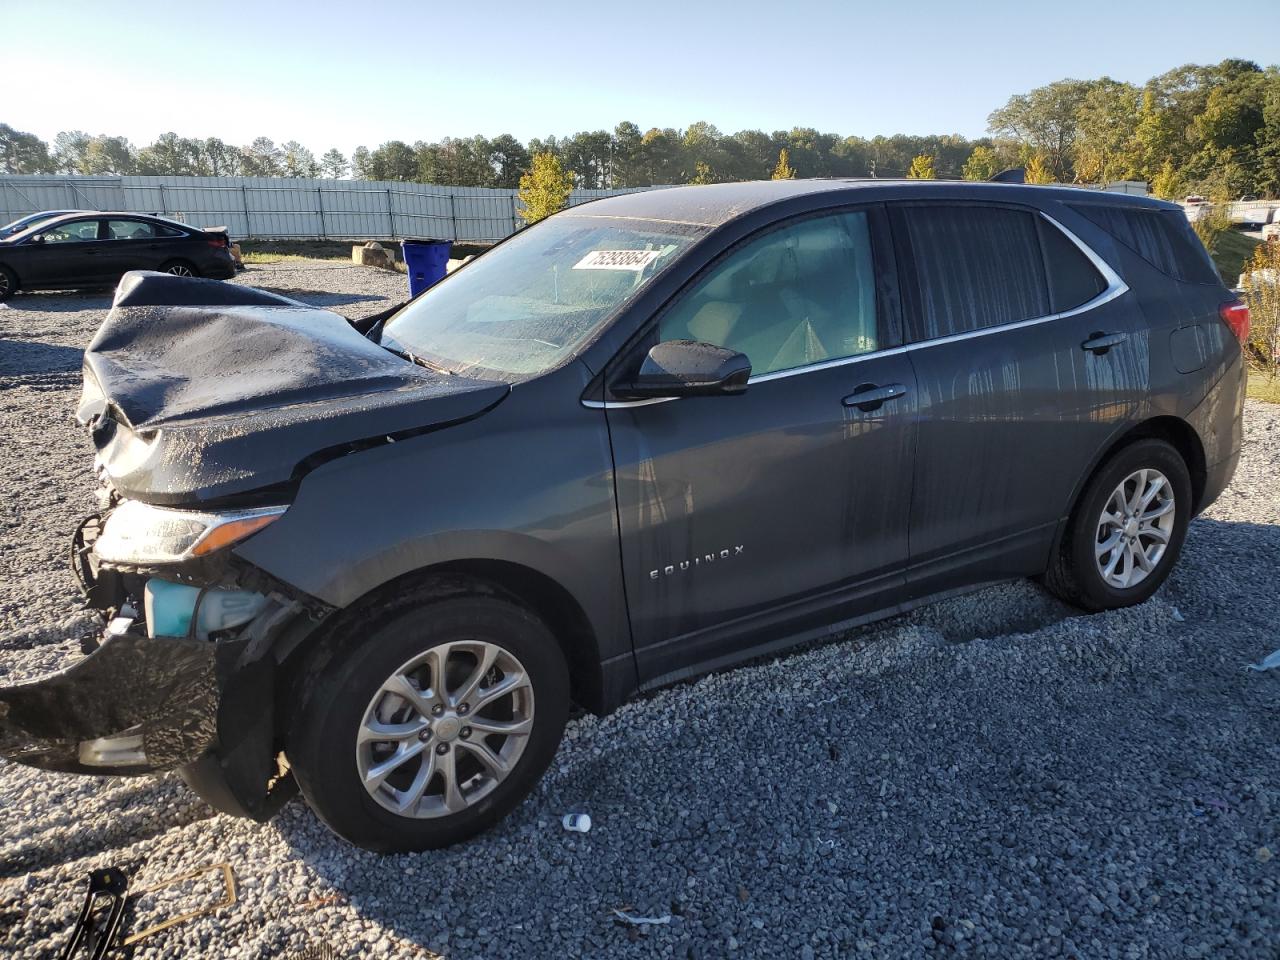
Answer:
[650,545,745,580]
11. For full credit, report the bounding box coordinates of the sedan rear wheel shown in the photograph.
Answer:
[0,265,16,301]
[159,259,197,278]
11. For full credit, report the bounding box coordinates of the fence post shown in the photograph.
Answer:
[510,194,518,235]
[449,193,458,241]
[158,182,168,214]
[317,186,326,239]
[241,184,252,238]
[386,188,395,239]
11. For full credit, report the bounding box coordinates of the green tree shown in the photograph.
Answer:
[689,161,716,185]
[199,138,241,176]
[239,137,283,177]
[365,140,417,181]
[281,141,319,178]
[907,153,936,179]
[1024,153,1055,184]
[351,146,373,180]
[988,79,1093,181]
[961,145,999,181]
[489,134,531,188]
[0,124,54,173]
[82,136,136,175]
[52,130,91,173]
[517,152,574,224]
[320,148,348,179]
[771,148,796,180]
[1150,159,1182,199]
[1073,78,1142,183]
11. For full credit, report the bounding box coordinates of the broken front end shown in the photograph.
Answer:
[0,498,327,819]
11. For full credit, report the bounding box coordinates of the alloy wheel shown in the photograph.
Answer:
[165,264,193,277]
[1094,468,1176,589]
[355,640,534,818]
[0,272,10,297]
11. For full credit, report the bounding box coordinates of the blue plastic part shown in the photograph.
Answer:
[144,580,267,640]
[400,239,452,298]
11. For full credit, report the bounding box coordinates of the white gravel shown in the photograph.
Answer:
[1,263,1277,958]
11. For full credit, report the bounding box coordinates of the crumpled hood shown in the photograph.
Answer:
[79,272,508,504]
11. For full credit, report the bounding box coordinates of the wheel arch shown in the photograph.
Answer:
[1064,415,1208,528]
[278,558,609,716]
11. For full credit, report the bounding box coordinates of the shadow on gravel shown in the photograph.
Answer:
[0,775,216,879]
[2,291,113,312]
[0,340,84,378]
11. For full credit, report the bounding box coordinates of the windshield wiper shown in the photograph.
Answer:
[381,342,455,376]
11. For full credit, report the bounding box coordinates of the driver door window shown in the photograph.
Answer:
[42,220,101,243]
[659,211,878,377]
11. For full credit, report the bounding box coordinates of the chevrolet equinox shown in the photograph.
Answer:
[0,180,1246,851]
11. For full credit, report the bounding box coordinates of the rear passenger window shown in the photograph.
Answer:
[155,225,185,238]
[1067,204,1219,285]
[1037,218,1106,312]
[899,206,1049,340]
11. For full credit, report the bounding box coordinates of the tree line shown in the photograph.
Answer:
[2,59,1277,198]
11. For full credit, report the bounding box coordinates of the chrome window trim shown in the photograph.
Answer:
[584,210,1127,406]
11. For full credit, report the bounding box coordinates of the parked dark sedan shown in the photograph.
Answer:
[0,180,1246,852]
[0,209,84,238]
[0,212,236,299]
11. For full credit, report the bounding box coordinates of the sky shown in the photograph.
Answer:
[5,0,1280,157]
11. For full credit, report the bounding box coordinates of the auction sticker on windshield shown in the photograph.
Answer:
[573,249,664,271]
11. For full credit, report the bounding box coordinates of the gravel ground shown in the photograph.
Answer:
[1,262,1277,959]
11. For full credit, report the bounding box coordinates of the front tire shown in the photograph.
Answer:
[1043,438,1192,611]
[0,265,17,301]
[288,583,570,852]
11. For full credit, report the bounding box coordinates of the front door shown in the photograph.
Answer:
[23,218,112,285]
[605,208,917,683]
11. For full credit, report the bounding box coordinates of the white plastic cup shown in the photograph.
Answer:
[562,813,592,833]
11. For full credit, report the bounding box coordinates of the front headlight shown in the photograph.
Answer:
[94,500,286,564]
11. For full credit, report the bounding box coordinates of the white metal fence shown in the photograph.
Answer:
[0,175,656,242]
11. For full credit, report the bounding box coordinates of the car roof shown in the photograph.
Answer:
[6,211,200,241]
[565,179,1181,228]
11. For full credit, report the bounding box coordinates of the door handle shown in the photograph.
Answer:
[1081,331,1128,355]
[843,382,907,412]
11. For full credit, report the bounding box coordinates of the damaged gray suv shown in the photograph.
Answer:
[0,181,1246,851]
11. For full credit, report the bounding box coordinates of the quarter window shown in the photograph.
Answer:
[1067,204,1218,285]
[659,211,878,377]
[1037,217,1107,313]
[900,205,1049,340]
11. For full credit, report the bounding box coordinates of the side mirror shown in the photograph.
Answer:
[27,234,44,244]
[614,340,752,400]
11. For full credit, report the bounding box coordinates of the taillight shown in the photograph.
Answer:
[1219,298,1251,344]
[206,236,227,249]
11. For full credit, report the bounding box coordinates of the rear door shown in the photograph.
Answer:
[605,206,918,681]
[892,202,1137,592]
[104,218,166,274]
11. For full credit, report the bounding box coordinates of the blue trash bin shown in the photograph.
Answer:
[401,239,452,298]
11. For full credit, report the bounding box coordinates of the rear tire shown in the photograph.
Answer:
[287,581,570,852]
[0,265,16,301]
[1042,438,1191,612]
[159,259,198,278]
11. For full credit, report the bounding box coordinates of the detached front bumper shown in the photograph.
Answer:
[0,627,218,775]
[0,514,324,820]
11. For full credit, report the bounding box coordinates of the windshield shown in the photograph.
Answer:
[2,214,61,238]
[383,214,707,379]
